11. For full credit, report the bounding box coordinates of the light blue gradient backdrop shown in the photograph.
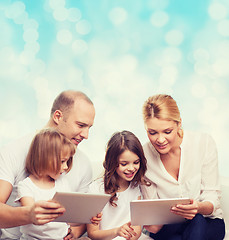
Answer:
[0,0,229,177]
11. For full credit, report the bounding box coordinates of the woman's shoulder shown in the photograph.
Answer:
[183,130,215,144]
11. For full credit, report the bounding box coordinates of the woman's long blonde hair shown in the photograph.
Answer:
[142,94,183,138]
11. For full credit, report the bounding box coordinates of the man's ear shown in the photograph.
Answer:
[53,110,63,125]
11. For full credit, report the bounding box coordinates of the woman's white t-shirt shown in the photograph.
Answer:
[142,131,223,219]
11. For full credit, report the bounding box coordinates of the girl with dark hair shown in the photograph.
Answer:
[87,130,150,240]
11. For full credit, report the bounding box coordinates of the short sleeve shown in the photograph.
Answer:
[16,178,35,202]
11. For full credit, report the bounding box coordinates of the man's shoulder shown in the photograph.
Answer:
[0,132,35,156]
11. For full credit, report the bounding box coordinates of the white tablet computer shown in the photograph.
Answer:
[130,198,191,226]
[52,192,110,223]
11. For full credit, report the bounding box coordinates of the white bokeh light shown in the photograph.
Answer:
[23,29,39,42]
[13,11,28,25]
[212,58,229,77]
[150,11,169,28]
[165,29,184,46]
[118,55,138,73]
[57,29,72,45]
[4,1,25,19]
[72,39,88,54]
[68,8,81,22]
[109,7,127,25]
[23,19,39,30]
[191,82,207,98]
[208,2,228,20]
[53,7,68,21]
[217,19,229,36]
[49,0,65,9]
[193,48,210,62]
[75,20,91,35]
[24,42,40,55]
[162,47,183,64]
[194,61,210,75]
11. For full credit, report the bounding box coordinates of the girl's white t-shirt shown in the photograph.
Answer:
[17,176,71,240]
[89,178,142,239]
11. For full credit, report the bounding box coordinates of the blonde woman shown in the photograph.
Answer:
[141,94,225,240]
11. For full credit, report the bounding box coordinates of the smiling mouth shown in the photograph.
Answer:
[156,143,168,149]
[72,138,82,145]
[124,172,136,178]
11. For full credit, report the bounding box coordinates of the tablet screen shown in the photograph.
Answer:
[52,192,110,223]
[130,198,191,226]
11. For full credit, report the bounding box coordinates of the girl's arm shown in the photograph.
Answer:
[87,222,142,240]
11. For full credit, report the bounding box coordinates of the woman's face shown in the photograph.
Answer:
[145,117,181,155]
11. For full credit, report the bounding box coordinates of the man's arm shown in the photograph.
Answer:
[0,179,31,228]
[0,179,65,228]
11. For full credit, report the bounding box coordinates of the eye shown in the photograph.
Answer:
[148,131,156,136]
[134,159,140,165]
[120,163,127,166]
[165,130,172,134]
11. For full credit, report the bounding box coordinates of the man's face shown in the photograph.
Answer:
[55,99,95,146]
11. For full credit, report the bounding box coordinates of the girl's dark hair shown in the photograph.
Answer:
[103,130,149,206]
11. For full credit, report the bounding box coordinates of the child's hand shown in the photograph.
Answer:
[90,212,102,225]
[63,227,74,240]
[116,222,137,239]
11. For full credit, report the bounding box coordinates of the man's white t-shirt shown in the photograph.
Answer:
[0,132,92,239]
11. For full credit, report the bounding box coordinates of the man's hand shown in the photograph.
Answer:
[29,200,65,225]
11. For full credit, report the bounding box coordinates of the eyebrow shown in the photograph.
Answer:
[76,121,93,127]
[148,127,173,131]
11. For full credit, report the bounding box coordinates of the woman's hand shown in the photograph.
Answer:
[170,199,198,220]
[116,222,137,240]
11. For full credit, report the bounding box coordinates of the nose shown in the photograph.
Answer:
[80,128,89,139]
[127,164,135,171]
[157,134,165,144]
[62,161,68,171]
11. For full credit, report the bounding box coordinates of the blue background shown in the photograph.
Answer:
[0,0,229,177]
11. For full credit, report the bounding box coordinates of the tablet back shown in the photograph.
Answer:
[53,192,110,223]
[130,198,190,226]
